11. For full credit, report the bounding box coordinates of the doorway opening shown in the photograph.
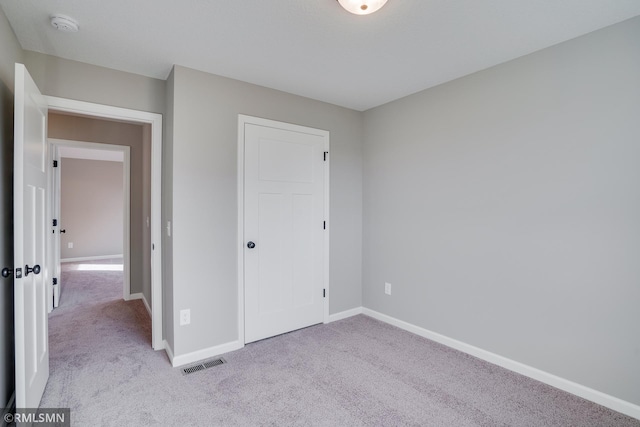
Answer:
[45,97,163,351]
[49,139,131,310]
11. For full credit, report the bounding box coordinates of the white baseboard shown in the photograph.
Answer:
[61,254,123,263]
[361,307,640,421]
[126,293,152,317]
[170,340,244,368]
[126,292,142,301]
[164,340,175,364]
[141,295,151,316]
[327,306,363,323]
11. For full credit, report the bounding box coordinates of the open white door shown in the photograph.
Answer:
[14,63,49,408]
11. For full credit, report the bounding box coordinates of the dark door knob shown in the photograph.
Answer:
[247,241,256,249]
[1,268,12,278]
[25,264,41,276]
[60,229,66,234]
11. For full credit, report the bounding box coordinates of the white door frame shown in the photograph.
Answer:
[45,96,163,351]
[48,139,131,308]
[237,115,330,345]
[49,143,60,310]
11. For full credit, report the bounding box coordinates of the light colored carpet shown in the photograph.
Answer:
[41,261,639,426]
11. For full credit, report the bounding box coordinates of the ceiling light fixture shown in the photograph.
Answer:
[337,0,388,15]
[50,15,79,33]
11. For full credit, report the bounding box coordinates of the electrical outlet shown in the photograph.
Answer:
[68,242,73,249]
[180,309,190,326]
[385,282,392,295]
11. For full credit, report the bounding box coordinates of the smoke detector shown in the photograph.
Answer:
[51,15,79,33]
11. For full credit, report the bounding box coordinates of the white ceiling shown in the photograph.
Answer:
[2,0,640,111]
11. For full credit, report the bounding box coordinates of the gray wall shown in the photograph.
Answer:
[362,16,640,406]
[48,114,150,301]
[23,52,165,115]
[60,158,124,259]
[0,8,23,409]
[167,65,363,355]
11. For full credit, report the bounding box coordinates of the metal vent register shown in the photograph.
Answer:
[182,357,226,375]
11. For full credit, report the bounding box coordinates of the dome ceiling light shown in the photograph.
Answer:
[337,0,388,15]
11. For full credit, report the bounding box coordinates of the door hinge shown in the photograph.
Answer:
[53,277,58,285]
[53,160,58,167]
[53,219,58,226]
[323,151,328,161]
[152,243,155,250]
[323,221,326,230]
[323,289,326,298]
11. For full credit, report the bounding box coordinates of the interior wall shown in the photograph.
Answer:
[60,158,124,260]
[169,65,363,356]
[362,16,640,406]
[48,113,151,301]
[0,8,23,409]
[23,51,165,115]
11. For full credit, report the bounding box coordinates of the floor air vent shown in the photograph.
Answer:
[182,357,226,375]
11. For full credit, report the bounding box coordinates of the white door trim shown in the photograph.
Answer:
[237,115,330,345]
[44,96,164,351]
[49,144,60,311]
[48,139,131,305]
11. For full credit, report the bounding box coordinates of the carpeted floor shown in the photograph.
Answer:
[41,260,639,426]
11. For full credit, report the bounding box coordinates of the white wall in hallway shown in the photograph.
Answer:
[60,158,123,260]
